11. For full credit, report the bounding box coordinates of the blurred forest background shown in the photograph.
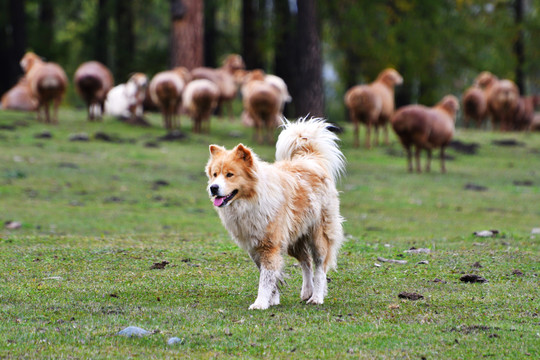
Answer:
[1,0,539,121]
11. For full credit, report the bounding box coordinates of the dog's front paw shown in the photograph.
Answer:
[249,301,270,310]
[306,295,324,305]
[301,287,313,301]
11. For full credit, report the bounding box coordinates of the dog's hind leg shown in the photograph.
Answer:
[288,237,314,301]
[306,227,328,305]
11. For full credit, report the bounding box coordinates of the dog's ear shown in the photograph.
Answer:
[209,145,225,156]
[234,144,253,166]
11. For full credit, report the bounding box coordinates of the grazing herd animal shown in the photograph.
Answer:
[74,61,114,121]
[191,54,246,121]
[149,67,190,130]
[461,85,487,129]
[105,73,148,123]
[1,77,38,111]
[344,68,403,148]
[240,70,283,144]
[182,79,220,133]
[20,52,68,124]
[392,95,459,173]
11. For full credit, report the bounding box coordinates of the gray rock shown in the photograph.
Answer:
[404,247,431,254]
[377,256,407,265]
[117,326,150,337]
[69,133,89,142]
[167,337,184,345]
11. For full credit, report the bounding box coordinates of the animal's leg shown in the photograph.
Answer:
[87,103,93,121]
[161,110,168,130]
[227,101,234,122]
[415,146,422,173]
[253,117,263,144]
[353,120,360,148]
[365,123,372,149]
[383,124,389,145]
[300,260,314,301]
[306,227,328,305]
[53,99,60,124]
[374,125,379,146]
[425,149,432,172]
[288,238,313,301]
[265,118,275,145]
[44,102,51,124]
[440,146,447,173]
[307,258,327,305]
[99,102,105,121]
[249,246,282,310]
[36,105,43,123]
[405,145,413,172]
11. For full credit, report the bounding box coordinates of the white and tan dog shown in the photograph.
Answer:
[206,117,345,310]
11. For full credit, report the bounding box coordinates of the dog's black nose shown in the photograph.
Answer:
[210,184,219,195]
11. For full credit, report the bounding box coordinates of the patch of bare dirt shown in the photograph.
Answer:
[449,140,480,155]
[513,180,534,186]
[158,130,187,142]
[492,139,525,147]
[398,292,424,300]
[464,183,488,192]
[150,261,170,270]
[460,274,488,283]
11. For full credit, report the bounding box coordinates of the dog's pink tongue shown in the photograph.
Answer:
[213,197,225,207]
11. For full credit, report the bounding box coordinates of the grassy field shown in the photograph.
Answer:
[0,108,539,359]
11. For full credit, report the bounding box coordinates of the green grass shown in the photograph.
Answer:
[0,108,539,359]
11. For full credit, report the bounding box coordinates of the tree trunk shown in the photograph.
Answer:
[242,0,264,69]
[114,0,135,81]
[0,0,26,94]
[170,0,204,70]
[36,0,54,58]
[513,0,525,94]
[295,0,324,117]
[274,0,297,117]
[95,0,109,65]
[204,0,217,67]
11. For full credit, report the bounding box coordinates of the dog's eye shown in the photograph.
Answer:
[226,173,234,178]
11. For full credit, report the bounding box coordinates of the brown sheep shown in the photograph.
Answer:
[461,85,488,129]
[149,67,190,131]
[514,95,540,131]
[20,52,68,124]
[191,54,245,120]
[1,77,38,111]
[391,95,459,173]
[241,70,281,144]
[530,113,540,132]
[239,70,291,127]
[344,68,403,148]
[182,79,220,133]
[74,61,114,121]
[487,79,520,132]
[475,71,520,131]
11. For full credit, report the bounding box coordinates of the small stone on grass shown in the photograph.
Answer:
[167,337,184,345]
[117,326,150,337]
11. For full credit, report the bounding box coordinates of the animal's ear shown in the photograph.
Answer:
[234,144,253,166]
[209,144,225,156]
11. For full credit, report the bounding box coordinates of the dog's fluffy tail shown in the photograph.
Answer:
[276,116,345,182]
